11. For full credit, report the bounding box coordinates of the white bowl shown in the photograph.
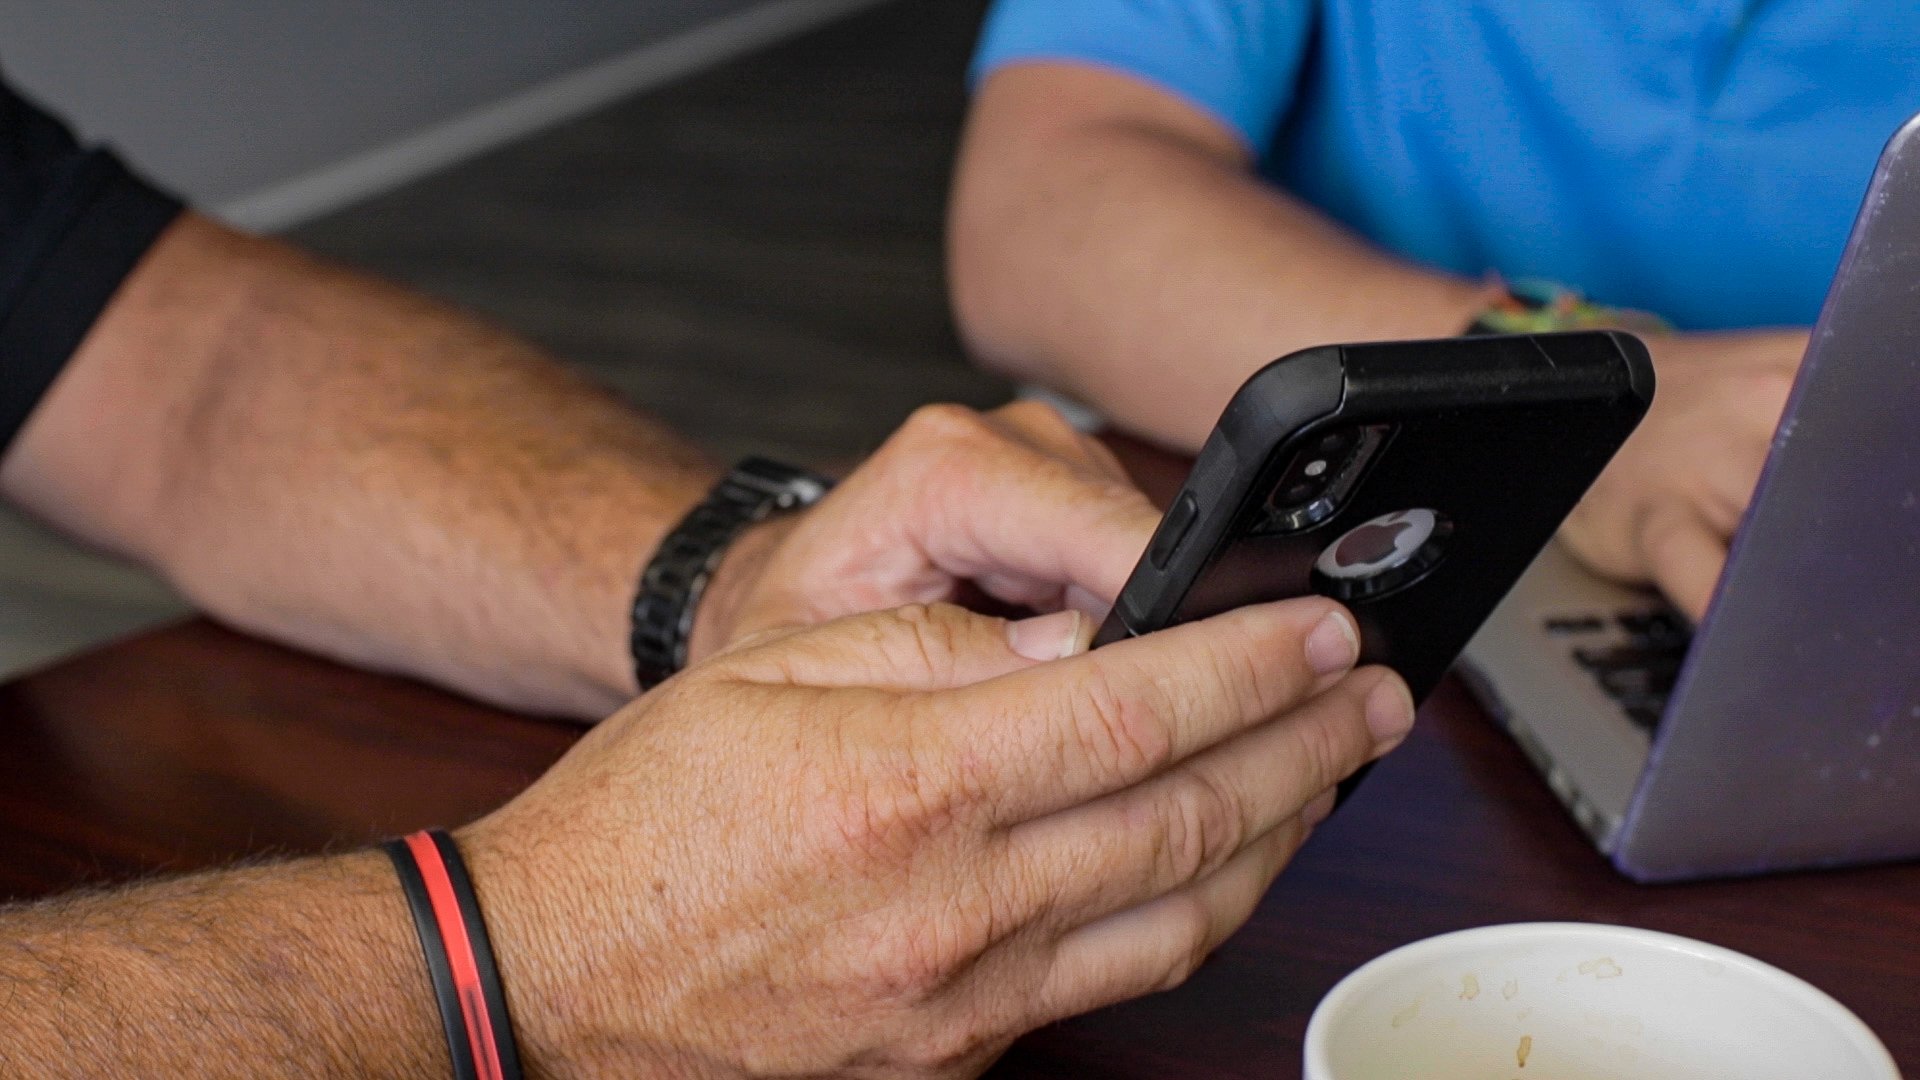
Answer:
[1304,923,1898,1080]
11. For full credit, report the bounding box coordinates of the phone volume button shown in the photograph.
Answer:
[1149,493,1200,570]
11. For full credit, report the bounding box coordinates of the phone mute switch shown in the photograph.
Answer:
[1149,493,1200,569]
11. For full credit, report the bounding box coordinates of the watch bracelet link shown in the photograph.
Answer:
[630,458,831,690]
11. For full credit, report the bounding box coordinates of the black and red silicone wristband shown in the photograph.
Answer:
[384,829,524,1080]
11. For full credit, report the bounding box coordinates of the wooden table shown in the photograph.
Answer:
[1,616,1916,1075]
[5,432,1917,1075]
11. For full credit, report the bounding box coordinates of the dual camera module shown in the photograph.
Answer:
[1259,424,1391,533]
[1257,422,1453,602]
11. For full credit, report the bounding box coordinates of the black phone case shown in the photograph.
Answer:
[1096,331,1654,794]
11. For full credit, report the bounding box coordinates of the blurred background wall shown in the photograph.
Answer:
[0,0,883,229]
[0,0,1004,679]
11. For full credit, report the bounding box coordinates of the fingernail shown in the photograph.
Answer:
[1008,609,1087,662]
[1366,675,1417,745]
[1304,610,1360,677]
[1302,790,1337,829]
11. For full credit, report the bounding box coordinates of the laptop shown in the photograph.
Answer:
[1460,112,1920,883]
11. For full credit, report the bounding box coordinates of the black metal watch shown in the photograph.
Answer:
[630,457,832,690]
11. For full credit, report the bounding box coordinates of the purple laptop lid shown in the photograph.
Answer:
[1615,114,1920,882]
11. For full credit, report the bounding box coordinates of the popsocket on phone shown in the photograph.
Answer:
[1311,508,1451,602]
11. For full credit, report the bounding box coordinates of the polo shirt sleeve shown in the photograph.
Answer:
[969,0,1316,155]
[0,76,183,457]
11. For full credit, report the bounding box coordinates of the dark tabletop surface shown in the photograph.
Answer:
[12,2,1908,1073]
[3,611,1916,1078]
[2,434,1915,1074]
[4,435,1918,1076]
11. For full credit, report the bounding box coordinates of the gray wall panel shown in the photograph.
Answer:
[0,1,773,211]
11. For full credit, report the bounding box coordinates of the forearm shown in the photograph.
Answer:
[2,214,717,717]
[0,853,444,1077]
[950,65,1491,451]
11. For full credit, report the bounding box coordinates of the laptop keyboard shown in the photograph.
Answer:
[1543,608,1692,735]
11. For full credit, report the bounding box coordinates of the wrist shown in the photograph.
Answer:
[1450,276,1516,334]
[1462,277,1671,336]
[629,458,831,690]
[1329,263,1502,343]
[453,819,593,1078]
[684,513,799,665]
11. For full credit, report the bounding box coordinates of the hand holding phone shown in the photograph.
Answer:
[1098,331,1654,796]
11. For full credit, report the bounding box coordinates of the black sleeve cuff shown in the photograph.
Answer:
[0,152,183,457]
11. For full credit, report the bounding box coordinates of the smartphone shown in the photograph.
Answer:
[1095,331,1654,795]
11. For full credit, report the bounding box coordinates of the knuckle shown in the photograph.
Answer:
[1000,397,1075,435]
[1161,769,1245,883]
[890,602,968,682]
[976,850,1041,943]
[937,730,1000,823]
[1212,625,1288,718]
[1635,506,1700,561]
[856,871,1021,1014]
[1076,430,1130,477]
[996,397,1058,422]
[1741,368,1795,400]
[1068,475,1158,536]
[1293,701,1361,792]
[1155,898,1215,992]
[889,407,1005,505]
[863,907,985,1006]
[816,762,949,872]
[914,707,1028,841]
[901,402,989,447]
[1073,666,1176,785]
[818,788,909,867]
[898,1014,997,1074]
[808,707,1004,882]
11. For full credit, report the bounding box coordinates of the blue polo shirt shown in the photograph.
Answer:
[972,1,1920,330]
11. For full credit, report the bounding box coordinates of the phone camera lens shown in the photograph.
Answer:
[1275,480,1321,507]
[1256,424,1392,536]
[1313,430,1357,459]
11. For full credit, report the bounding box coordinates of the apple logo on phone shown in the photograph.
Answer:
[1311,508,1452,601]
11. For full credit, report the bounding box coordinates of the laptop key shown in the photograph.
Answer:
[1544,614,1606,635]
[1573,644,1685,672]
[1560,605,1689,739]
[1623,701,1666,733]
[1597,664,1680,699]
[1618,609,1691,649]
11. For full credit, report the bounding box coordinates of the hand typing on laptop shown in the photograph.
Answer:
[1464,113,1920,880]
[1557,330,1807,621]
[947,4,1900,623]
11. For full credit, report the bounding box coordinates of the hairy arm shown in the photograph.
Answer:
[949,63,1493,450]
[0,854,446,1078]
[0,213,719,717]
[952,63,1808,617]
